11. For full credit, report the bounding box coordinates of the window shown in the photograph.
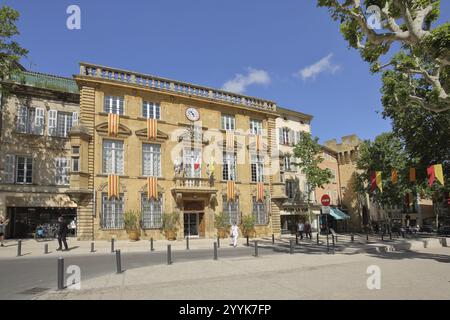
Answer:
[223,196,240,224]
[221,114,235,130]
[16,156,33,184]
[4,155,15,183]
[251,154,264,182]
[48,110,77,137]
[222,152,236,181]
[284,156,292,171]
[252,196,267,225]
[55,158,70,185]
[281,128,290,145]
[102,193,124,229]
[142,101,160,120]
[104,95,124,115]
[142,143,161,177]
[71,146,80,172]
[250,119,262,135]
[103,140,124,174]
[141,193,163,229]
[286,181,296,199]
[16,106,44,135]
[184,148,201,178]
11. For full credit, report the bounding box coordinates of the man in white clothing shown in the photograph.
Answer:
[231,222,239,247]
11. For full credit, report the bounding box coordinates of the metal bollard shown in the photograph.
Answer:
[186,236,189,250]
[332,235,335,254]
[115,250,122,274]
[289,239,294,254]
[90,242,95,253]
[296,234,299,245]
[351,233,354,242]
[217,236,220,249]
[213,242,218,260]
[57,257,64,290]
[254,241,259,257]
[167,245,172,265]
[389,232,392,240]
[272,234,275,244]
[17,239,22,257]
[326,234,330,254]
[44,243,49,254]
[316,232,319,244]
[150,238,154,251]
[246,236,249,246]
[111,238,115,253]
[366,233,369,242]
[382,233,384,241]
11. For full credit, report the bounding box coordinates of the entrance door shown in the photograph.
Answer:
[184,212,199,238]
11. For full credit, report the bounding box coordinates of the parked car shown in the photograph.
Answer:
[437,226,450,236]
[419,225,436,233]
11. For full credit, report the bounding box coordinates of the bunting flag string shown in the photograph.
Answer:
[108,113,119,137]
[147,118,157,140]
[107,174,119,199]
[226,180,235,202]
[147,176,158,199]
[257,182,264,202]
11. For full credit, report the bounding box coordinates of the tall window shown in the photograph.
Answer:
[16,156,33,184]
[104,95,124,115]
[103,140,124,174]
[252,196,267,225]
[281,127,290,145]
[284,156,292,171]
[251,154,264,182]
[141,194,163,229]
[71,146,80,172]
[55,158,70,185]
[223,195,240,224]
[102,193,124,229]
[142,143,161,177]
[16,106,44,135]
[250,119,262,135]
[48,110,77,137]
[184,148,201,178]
[142,101,160,119]
[286,180,296,199]
[222,152,236,181]
[221,114,235,130]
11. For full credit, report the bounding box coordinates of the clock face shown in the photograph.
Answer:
[186,107,200,121]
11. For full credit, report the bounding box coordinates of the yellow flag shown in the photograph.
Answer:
[376,171,383,192]
[434,164,445,186]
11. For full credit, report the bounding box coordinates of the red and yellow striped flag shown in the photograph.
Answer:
[391,169,398,184]
[147,118,157,140]
[427,164,445,186]
[147,176,158,199]
[108,113,119,137]
[226,131,234,151]
[257,182,264,202]
[255,134,262,152]
[409,167,416,182]
[107,175,119,199]
[226,180,235,202]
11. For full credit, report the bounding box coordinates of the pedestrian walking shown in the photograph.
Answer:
[230,222,239,247]
[305,221,312,240]
[298,221,304,240]
[0,216,10,247]
[56,216,69,251]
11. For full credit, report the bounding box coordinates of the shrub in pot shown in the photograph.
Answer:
[124,210,141,241]
[241,215,256,238]
[163,212,180,240]
[214,212,231,238]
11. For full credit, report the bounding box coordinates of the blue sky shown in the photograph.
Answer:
[4,0,449,143]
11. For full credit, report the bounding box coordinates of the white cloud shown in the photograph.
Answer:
[222,68,271,94]
[295,54,341,80]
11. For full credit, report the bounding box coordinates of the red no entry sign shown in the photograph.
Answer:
[321,194,331,206]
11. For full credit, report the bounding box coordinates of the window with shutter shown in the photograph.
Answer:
[4,155,15,183]
[72,112,79,125]
[16,106,28,133]
[48,110,58,136]
[35,108,45,135]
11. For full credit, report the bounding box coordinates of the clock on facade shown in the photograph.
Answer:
[185,107,200,121]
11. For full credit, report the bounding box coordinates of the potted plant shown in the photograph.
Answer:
[241,215,256,238]
[163,212,180,240]
[214,212,231,238]
[124,210,141,241]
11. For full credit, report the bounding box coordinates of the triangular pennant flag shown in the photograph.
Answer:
[376,171,383,192]
[427,165,436,187]
[147,118,157,140]
[391,169,398,184]
[108,174,119,199]
[434,164,445,186]
[226,180,235,202]
[147,176,158,199]
[108,113,119,137]
[257,182,264,202]
[370,171,377,192]
[409,167,416,182]
[226,131,234,151]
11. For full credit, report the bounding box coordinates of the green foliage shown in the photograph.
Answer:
[214,212,231,231]
[240,215,256,237]
[0,5,28,81]
[124,211,140,231]
[162,213,180,232]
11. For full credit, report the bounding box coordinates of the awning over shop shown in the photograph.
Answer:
[329,207,350,220]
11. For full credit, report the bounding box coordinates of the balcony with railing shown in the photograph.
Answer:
[172,177,217,194]
[78,62,277,113]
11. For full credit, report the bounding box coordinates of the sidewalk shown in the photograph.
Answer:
[1,233,448,259]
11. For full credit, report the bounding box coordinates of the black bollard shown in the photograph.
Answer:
[316,232,319,244]
[213,242,218,260]
[44,243,49,254]
[167,245,172,265]
[90,242,95,253]
[351,233,354,242]
[115,250,122,274]
[296,234,299,245]
[382,233,384,241]
[326,234,330,254]
[57,257,64,290]
[289,239,294,254]
[389,232,392,240]
[17,239,22,257]
[150,238,154,251]
[272,234,275,244]
[254,241,259,257]
[332,235,335,254]
[246,235,249,246]
[111,238,115,253]
[186,236,189,250]
[366,232,369,242]
[217,236,220,249]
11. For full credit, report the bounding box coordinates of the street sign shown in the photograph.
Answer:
[321,194,331,206]
[321,206,330,214]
